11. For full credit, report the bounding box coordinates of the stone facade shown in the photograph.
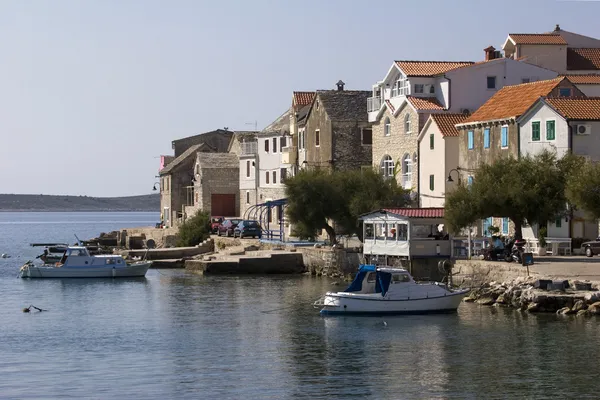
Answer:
[171,129,233,157]
[192,152,240,218]
[371,105,421,190]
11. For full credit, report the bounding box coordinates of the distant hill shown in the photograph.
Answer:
[0,193,160,212]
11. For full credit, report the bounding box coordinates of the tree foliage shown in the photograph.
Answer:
[565,155,600,220]
[177,210,211,247]
[284,168,411,244]
[445,150,572,239]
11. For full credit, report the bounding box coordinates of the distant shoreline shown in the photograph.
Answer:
[0,193,160,212]
[0,209,159,212]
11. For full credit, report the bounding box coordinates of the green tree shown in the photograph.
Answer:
[284,168,410,244]
[445,150,572,239]
[565,155,600,220]
[177,210,211,247]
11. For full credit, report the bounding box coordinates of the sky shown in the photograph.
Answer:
[1,0,599,197]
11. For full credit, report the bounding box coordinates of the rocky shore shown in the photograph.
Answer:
[464,277,600,316]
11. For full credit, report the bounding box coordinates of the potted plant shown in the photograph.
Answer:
[538,226,548,256]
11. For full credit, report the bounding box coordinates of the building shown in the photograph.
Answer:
[517,96,600,241]
[292,92,316,171]
[417,113,467,207]
[299,81,372,171]
[502,25,600,75]
[563,74,600,96]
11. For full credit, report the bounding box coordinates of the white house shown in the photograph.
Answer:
[517,96,600,246]
[417,113,467,207]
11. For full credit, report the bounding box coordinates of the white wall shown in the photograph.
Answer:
[239,156,256,190]
[257,134,286,188]
[575,84,600,96]
[519,102,569,158]
[571,120,600,160]
[518,45,567,74]
[418,121,446,207]
[446,59,558,113]
[437,78,450,109]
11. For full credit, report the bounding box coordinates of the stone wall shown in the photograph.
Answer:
[198,166,240,216]
[119,226,179,248]
[303,96,333,168]
[332,121,372,171]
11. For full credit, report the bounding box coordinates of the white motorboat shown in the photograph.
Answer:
[315,264,469,315]
[20,246,151,278]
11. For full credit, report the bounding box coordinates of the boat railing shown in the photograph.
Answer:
[313,295,326,308]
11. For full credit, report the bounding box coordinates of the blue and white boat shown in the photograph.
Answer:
[20,246,151,278]
[315,265,469,315]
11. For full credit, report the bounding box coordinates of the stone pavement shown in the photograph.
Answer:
[528,256,600,281]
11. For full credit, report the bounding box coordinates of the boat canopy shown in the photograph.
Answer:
[345,264,392,296]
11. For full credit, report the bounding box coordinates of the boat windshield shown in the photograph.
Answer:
[67,248,90,257]
[345,265,392,296]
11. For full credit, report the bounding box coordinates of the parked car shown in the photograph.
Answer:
[234,220,262,239]
[210,217,224,233]
[581,237,600,257]
[217,219,242,237]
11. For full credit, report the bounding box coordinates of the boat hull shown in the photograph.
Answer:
[21,262,151,278]
[319,290,468,316]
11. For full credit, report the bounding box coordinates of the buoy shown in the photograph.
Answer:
[1,253,8,258]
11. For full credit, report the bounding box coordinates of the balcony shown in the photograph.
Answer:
[367,96,382,112]
[281,146,297,165]
[241,141,258,155]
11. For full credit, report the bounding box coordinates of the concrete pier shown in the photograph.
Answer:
[185,251,304,274]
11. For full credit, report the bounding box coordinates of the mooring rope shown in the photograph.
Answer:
[23,305,46,313]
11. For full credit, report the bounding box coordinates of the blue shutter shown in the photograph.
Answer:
[467,176,474,187]
[468,131,474,150]
[502,217,509,234]
[483,128,490,148]
[501,126,508,148]
[483,217,493,237]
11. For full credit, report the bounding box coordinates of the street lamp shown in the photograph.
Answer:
[152,182,160,191]
[447,168,461,183]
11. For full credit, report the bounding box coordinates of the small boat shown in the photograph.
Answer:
[314,264,469,315]
[20,245,151,278]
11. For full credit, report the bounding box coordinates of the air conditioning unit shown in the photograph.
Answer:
[575,124,592,135]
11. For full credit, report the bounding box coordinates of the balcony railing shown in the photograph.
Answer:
[367,96,382,112]
[281,146,297,165]
[241,141,258,155]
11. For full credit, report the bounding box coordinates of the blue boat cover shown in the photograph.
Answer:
[344,264,376,292]
[375,271,392,296]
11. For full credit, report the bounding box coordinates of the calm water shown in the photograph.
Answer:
[1,212,600,399]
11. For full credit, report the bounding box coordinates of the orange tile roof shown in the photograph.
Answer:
[567,48,600,71]
[430,113,468,137]
[385,99,395,113]
[406,96,445,111]
[562,74,600,84]
[545,97,600,120]
[508,34,567,45]
[383,208,444,218]
[293,91,315,107]
[461,78,565,124]
[395,61,474,77]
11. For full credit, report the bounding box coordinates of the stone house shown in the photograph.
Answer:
[417,113,467,207]
[502,25,600,75]
[301,81,372,171]
[517,96,600,242]
[454,76,585,237]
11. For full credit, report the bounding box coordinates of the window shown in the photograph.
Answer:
[264,139,269,153]
[501,126,508,148]
[299,131,305,150]
[246,191,250,204]
[362,128,373,145]
[483,128,490,148]
[521,78,530,84]
[272,171,277,184]
[384,118,391,136]
[483,217,493,237]
[315,130,320,146]
[559,88,572,97]
[414,84,424,94]
[280,168,287,182]
[429,174,434,191]
[467,175,474,187]
[429,134,434,150]
[468,130,474,150]
[265,171,269,184]
[531,121,541,141]
[246,160,251,177]
[272,138,278,153]
[316,100,319,110]
[404,114,411,134]
[487,76,497,89]
[502,217,509,235]
[546,120,556,140]
[402,154,412,188]
[429,85,435,94]
[381,155,394,178]
[280,136,287,151]
[392,74,410,97]
[556,217,562,228]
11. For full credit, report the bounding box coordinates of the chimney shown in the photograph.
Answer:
[336,80,345,91]
[484,46,496,61]
[554,24,561,32]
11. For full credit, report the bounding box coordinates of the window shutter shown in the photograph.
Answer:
[501,127,508,148]
[546,120,555,140]
[532,122,540,141]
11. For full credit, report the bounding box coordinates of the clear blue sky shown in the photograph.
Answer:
[1,0,598,197]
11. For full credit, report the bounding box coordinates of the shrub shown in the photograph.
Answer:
[177,210,211,247]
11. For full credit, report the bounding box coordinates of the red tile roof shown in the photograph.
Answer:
[430,113,468,137]
[385,99,395,113]
[406,96,445,111]
[545,97,600,120]
[562,74,600,84]
[383,208,445,218]
[567,48,600,71]
[395,61,474,77]
[461,77,565,124]
[293,92,316,107]
[507,34,567,45]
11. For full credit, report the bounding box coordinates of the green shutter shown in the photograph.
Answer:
[430,134,434,150]
[556,217,562,228]
[546,120,555,140]
[429,175,434,191]
[532,121,540,141]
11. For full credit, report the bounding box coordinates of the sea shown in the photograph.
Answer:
[1,212,600,399]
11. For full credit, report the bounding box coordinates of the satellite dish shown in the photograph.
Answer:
[146,239,156,249]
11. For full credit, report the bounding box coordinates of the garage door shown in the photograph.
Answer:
[211,194,236,217]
